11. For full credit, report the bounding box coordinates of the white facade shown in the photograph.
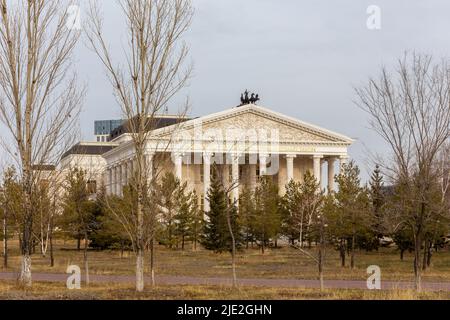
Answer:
[60,104,354,209]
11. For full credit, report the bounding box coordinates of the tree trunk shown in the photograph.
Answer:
[318,220,325,291]
[150,237,155,287]
[422,240,428,271]
[400,249,405,261]
[49,203,54,267]
[193,229,198,251]
[19,189,33,287]
[350,232,355,269]
[49,223,54,267]
[136,247,144,292]
[19,254,32,287]
[339,240,346,267]
[84,233,89,286]
[77,237,81,251]
[135,174,145,292]
[299,220,303,248]
[3,215,7,269]
[426,242,432,267]
[226,209,237,288]
[413,232,422,292]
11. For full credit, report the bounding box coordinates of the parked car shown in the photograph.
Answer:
[380,236,394,247]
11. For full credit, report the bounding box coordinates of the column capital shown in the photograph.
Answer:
[313,154,324,159]
[285,154,297,159]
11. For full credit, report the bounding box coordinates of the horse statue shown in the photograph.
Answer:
[239,90,260,106]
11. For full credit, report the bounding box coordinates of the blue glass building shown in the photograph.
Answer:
[94,119,124,142]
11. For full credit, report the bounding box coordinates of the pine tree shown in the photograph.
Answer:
[175,187,195,250]
[368,164,385,250]
[254,177,281,254]
[328,161,370,268]
[190,191,203,251]
[61,168,96,284]
[239,187,256,248]
[90,189,131,254]
[155,172,181,248]
[201,174,228,252]
[280,180,302,245]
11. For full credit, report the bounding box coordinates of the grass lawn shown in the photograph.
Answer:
[2,239,450,283]
[1,281,449,300]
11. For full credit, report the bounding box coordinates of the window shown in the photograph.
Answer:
[200,195,205,209]
[87,180,97,194]
[200,165,204,183]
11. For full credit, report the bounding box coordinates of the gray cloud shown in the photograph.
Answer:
[76,0,450,181]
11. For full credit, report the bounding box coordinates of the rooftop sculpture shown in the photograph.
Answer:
[240,90,260,106]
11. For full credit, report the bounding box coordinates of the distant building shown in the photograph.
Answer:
[94,119,124,142]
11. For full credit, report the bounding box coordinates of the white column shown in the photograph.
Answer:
[232,154,240,205]
[128,158,133,184]
[107,167,112,195]
[286,155,296,183]
[328,157,336,192]
[203,153,211,212]
[113,165,119,196]
[313,155,323,184]
[259,154,268,176]
[175,153,183,181]
[122,161,128,188]
[118,163,123,196]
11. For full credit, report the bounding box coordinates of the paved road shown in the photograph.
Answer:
[1,272,449,291]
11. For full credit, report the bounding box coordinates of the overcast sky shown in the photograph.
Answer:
[75,0,450,181]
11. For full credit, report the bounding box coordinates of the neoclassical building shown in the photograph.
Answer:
[60,103,354,210]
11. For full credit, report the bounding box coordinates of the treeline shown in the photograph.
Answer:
[199,162,449,270]
[1,161,449,274]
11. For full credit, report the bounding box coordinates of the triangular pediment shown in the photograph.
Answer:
[153,104,353,144]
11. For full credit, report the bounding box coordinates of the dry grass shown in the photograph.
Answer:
[0,281,448,300]
[3,240,450,283]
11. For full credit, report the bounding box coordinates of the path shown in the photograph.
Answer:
[1,272,449,291]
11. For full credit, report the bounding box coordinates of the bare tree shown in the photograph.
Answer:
[355,53,450,291]
[214,165,240,288]
[86,0,193,292]
[290,174,325,290]
[0,0,83,286]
